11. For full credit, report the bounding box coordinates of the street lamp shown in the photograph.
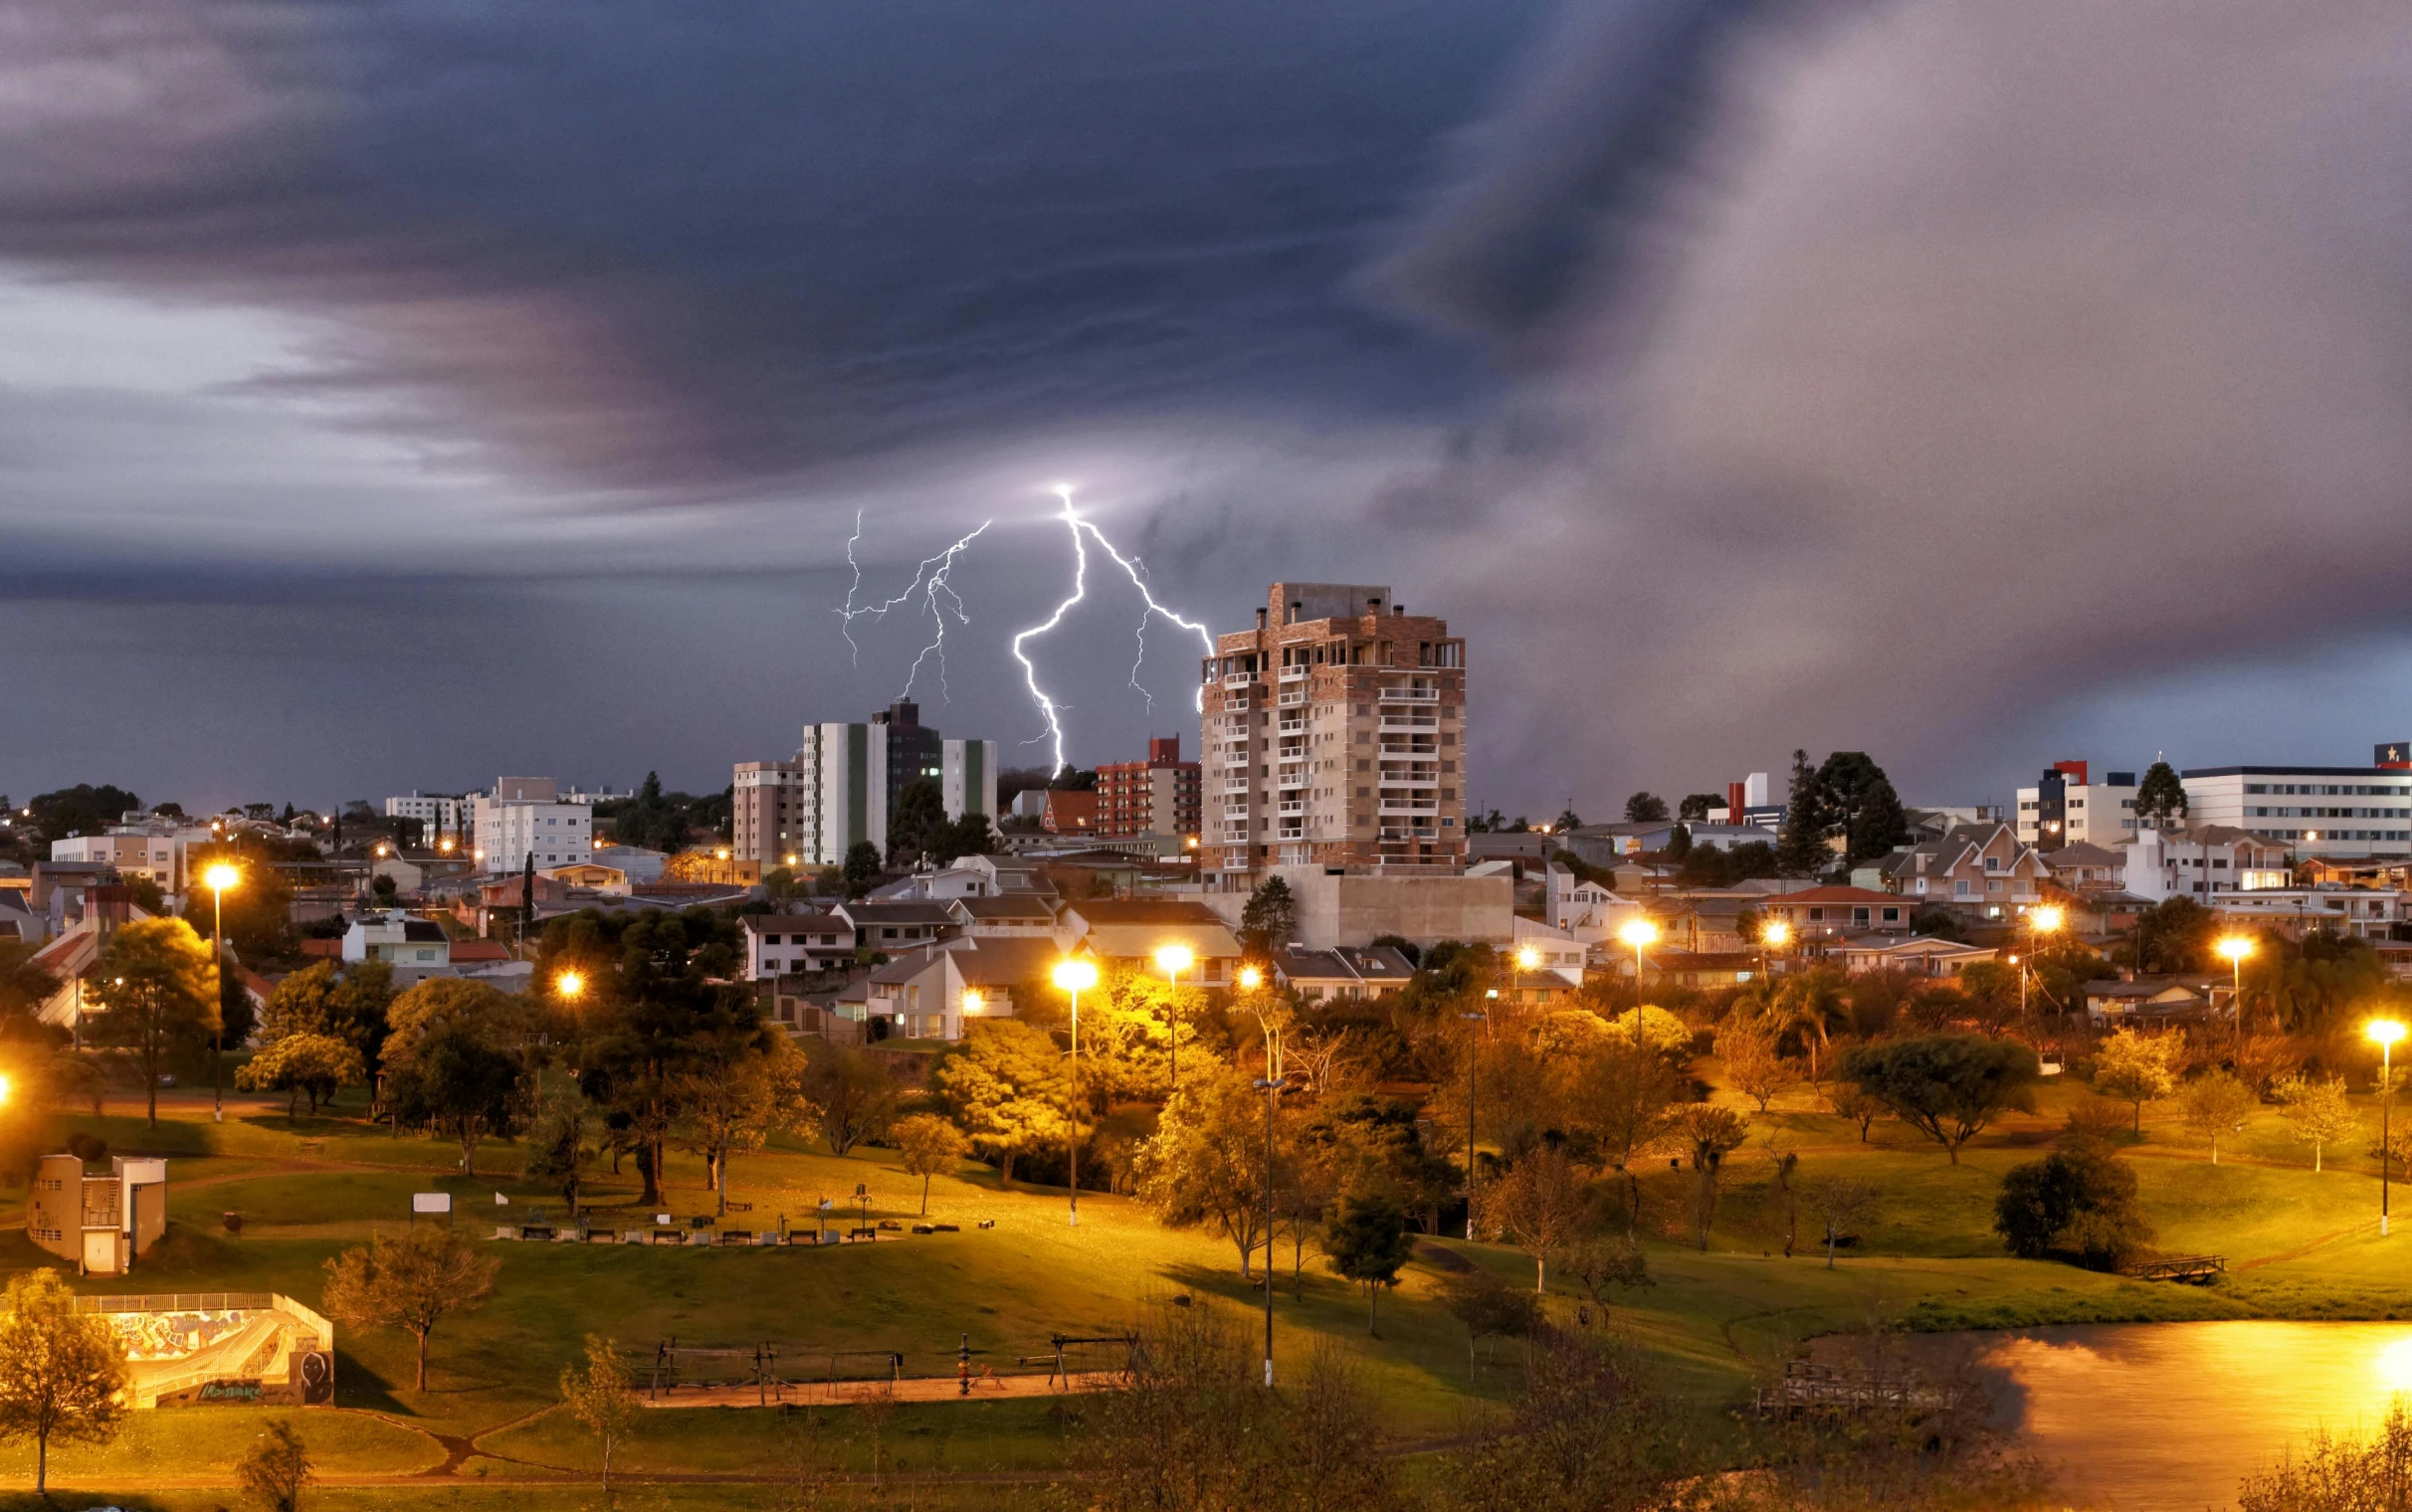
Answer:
[1617,917,1660,986]
[555,970,586,1002]
[1154,943,1194,1088]
[1232,988,1289,1390]
[1050,958,1100,1228]
[1237,964,1263,993]
[204,861,241,1123]
[2014,905,2064,1019]
[2371,1018,2406,1236]
[1758,919,1791,982]
[2216,935,2256,1057]
[1512,943,1540,1004]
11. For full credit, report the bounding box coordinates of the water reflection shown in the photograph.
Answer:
[1850,1322,2412,1511]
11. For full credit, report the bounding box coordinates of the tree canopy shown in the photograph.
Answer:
[930,1020,1070,1185]
[2134,761,2189,827]
[87,916,218,1127]
[1835,1034,2039,1163]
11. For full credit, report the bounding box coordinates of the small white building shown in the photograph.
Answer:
[742,913,856,979]
[1543,862,1643,944]
[49,814,215,896]
[342,912,453,980]
[2118,826,2293,903]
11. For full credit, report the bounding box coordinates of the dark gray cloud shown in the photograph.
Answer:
[6,0,2412,815]
[1367,0,2412,804]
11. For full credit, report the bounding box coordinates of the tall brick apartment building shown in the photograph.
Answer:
[1199,583,1466,890]
[1097,737,1202,841]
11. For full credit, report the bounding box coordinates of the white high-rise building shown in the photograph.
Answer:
[383,793,470,838]
[2182,763,2412,858]
[733,703,997,870]
[2014,762,2138,850]
[470,777,593,874]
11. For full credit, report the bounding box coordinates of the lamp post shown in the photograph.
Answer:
[1511,944,1539,1005]
[1235,989,1286,1389]
[1463,1001,1490,1239]
[1051,958,1100,1228]
[203,861,241,1123]
[2371,1019,2405,1237]
[1758,919,1791,983]
[1154,943,1194,1089]
[2216,935,2256,1060]
[1617,917,1660,989]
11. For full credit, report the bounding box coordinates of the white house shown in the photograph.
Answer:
[471,778,593,875]
[2117,826,2292,903]
[742,912,856,979]
[341,912,452,983]
[1543,862,1643,944]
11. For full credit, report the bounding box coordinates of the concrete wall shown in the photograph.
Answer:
[1271,866,1512,951]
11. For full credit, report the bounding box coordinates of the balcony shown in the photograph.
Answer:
[1377,684,1439,703]
[1278,799,1306,816]
[1278,717,1306,734]
[1378,775,1439,790]
[1222,806,1250,822]
[1222,780,1252,796]
[1222,672,1258,689]
[1377,717,1438,734]
[1379,800,1440,817]
[1378,827,1440,843]
[1278,689,1307,707]
[1278,774,1308,793]
[1279,665,1307,682]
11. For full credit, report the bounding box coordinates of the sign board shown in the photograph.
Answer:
[2380,742,2412,770]
[412,1193,452,1215]
[656,1213,674,1226]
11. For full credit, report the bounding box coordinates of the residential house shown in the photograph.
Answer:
[1543,862,1642,944]
[1835,935,1999,977]
[2082,976,2227,1028]
[1508,915,1586,995]
[1751,886,1915,947]
[854,936,1063,1040]
[1059,899,1242,985]
[2118,826,2293,903]
[830,900,960,955]
[1879,823,2051,921]
[2209,888,2412,941]
[943,894,1060,939]
[742,913,856,979]
[341,913,452,984]
[2040,842,2125,892]
[1634,950,1760,989]
[1270,945,1416,1003]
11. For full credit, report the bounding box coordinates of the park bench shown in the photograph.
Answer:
[2120,1254,2226,1283]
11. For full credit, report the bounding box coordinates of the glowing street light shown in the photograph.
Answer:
[1237,964,1264,993]
[204,861,241,1122]
[1051,958,1101,1228]
[1617,916,1660,986]
[1153,943,1195,1089]
[0,1073,13,1106]
[2217,935,2257,1056]
[2016,904,2065,1019]
[2371,1018,2406,1236]
[555,971,586,1002]
[1758,918,1791,980]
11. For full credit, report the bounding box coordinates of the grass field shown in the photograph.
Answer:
[6,1066,2412,1500]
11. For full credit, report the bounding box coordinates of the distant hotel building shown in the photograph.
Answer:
[2014,761,2137,851]
[1098,737,1201,842]
[383,792,470,838]
[2183,755,2412,858]
[1199,582,1466,890]
[734,701,997,869]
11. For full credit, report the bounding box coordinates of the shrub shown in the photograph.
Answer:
[1994,1142,2154,1270]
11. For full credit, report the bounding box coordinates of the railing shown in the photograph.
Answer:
[1278,718,1306,734]
[1278,690,1306,707]
[1377,717,1438,733]
[1278,801,1306,816]
[1223,807,1250,821]
[1222,780,1251,795]
[1222,672,1257,689]
[1279,666,1307,682]
[1377,685,1439,702]
[1378,778,1439,791]
[1378,828,1440,843]
[1379,802,1440,816]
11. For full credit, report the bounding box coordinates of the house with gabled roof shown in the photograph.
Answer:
[1272,944,1417,1003]
[1878,823,2050,921]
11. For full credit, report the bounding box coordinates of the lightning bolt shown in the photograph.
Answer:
[837,509,867,664]
[1009,485,1216,776]
[831,519,992,702]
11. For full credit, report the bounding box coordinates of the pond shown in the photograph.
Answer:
[1862,1322,2412,1511]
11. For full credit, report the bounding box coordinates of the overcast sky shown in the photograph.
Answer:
[6,0,2411,819]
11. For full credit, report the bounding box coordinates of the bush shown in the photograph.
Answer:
[1994,1142,2154,1270]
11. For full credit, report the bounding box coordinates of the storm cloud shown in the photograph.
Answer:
[4,0,2411,811]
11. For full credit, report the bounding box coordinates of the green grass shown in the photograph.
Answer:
[14,1074,2412,1497]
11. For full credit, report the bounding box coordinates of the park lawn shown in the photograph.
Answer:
[0,1485,1058,1512]
[0,1404,443,1488]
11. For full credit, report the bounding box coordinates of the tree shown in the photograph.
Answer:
[1829,1083,1888,1142]
[523,1084,602,1218]
[841,840,884,897]
[1845,776,1911,867]
[2135,760,2189,828]
[887,776,947,865]
[1560,1234,1653,1320]
[1775,748,1832,876]
[1837,1035,2039,1164]
[0,1268,129,1493]
[236,1033,365,1121]
[2093,1028,2179,1133]
[1677,793,1720,822]
[1673,1104,1748,1249]
[1132,1070,1274,1274]
[321,1226,501,1391]
[1477,1145,1587,1292]
[237,1419,313,1512]
[1562,1038,1683,1231]
[560,1334,641,1493]
[930,1020,1067,1185]
[1552,808,1582,833]
[934,810,999,864]
[2132,895,2217,974]
[1321,1187,1417,1334]
[390,1021,526,1174]
[1807,1178,1877,1268]
[675,1037,807,1214]
[87,915,218,1127]
[1714,1019,1793,1112]
[1664,823,1692,859]
[26,783,141,843]
[1238,873,1298,957]
[2278,1075,2361,1173]
[2179,1070,2256,1165]
[1622,792,1668,824]
[892,1112,970,1216]
[1436,1267,1541,1377]
[798,1039,902,1157]
[1994,1142,2154,1269]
